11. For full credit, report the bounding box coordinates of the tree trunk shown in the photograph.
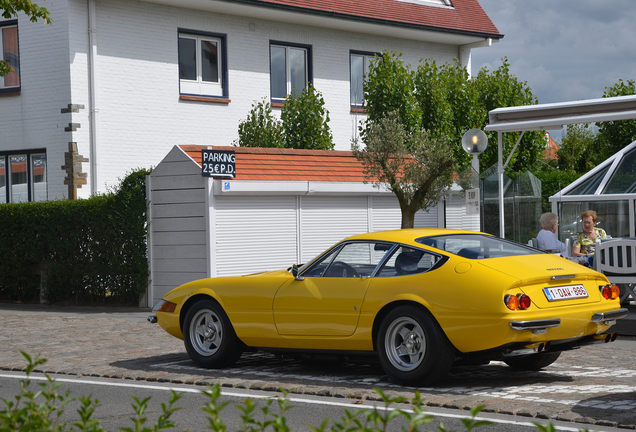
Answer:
[401,208,416,229]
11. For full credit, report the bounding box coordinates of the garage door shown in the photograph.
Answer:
[215,195,298,276]
[299,196,369,263]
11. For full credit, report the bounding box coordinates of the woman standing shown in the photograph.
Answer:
[572,210,607,257]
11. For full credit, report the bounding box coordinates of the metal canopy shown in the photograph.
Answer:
[482,94,636,238]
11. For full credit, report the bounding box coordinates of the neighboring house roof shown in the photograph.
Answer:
[179,145,370,182]
[543,132,559,160]
[246,0,502,38]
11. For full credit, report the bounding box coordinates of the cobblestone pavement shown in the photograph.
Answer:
[1,304,636,429]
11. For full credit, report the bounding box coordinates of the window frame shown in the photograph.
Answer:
[269,41,312,104]
[0,20,20,92]
[178,29,228,99]
[0,149,47,203]
[349,51,379,110]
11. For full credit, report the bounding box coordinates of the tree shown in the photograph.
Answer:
[0,0,51,77]
[235,98,284,148]
[236,86,334,150]
[597,79,636,158]
[556,123,598,172]
[472,59,544,173]
[363,52,543,174]
[352,111,457,229]
[280,85,333,150]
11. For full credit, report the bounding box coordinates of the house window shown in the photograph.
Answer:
[0,151,47,203]
[270,42,311,102]
[178,30,227,98]
[350,52,378,108]
[0,21,20,90]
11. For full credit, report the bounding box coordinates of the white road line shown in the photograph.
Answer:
[0,372,598,431]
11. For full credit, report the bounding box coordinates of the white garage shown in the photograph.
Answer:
[145,145,447,306]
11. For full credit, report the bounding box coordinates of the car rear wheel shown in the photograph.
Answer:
[377,305,455,386]
[503,351,561,371]
[183,299,243,368]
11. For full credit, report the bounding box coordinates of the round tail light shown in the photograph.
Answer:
[611,284,620,299]
[505,295,519,310]
[505,294,531,310]
[518,294,531,310]
[601,286,612,300]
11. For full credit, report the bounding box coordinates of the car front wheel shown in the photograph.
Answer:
[183,299,243,368]
[377,305,455,386]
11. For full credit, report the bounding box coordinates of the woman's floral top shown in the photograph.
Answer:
[573,228,607,255]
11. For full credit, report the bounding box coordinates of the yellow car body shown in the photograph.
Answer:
[151,228,627,385]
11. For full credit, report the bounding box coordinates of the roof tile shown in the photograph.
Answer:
[249,0,501,38]
[180,145,372,182]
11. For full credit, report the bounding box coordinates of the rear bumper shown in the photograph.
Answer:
[509,308,628,333]
[456,332,620,364]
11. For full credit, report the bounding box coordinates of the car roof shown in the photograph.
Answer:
[342,228,488,245]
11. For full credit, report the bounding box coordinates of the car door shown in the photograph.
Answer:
[273,241,393,336]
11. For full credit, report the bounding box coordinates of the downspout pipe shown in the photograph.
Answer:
[88,0,98,195]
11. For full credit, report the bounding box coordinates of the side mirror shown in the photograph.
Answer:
[291,264,304,281]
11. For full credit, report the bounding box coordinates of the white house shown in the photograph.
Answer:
[0,0,501,204]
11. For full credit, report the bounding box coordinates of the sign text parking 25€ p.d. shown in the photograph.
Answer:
[202,149,236,178]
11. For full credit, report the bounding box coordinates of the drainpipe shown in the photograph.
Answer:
[87,0,98,194]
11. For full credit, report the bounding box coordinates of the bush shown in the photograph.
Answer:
[0,168,151,305]
[236,98,285,148]
[236,86,334,150]
[281,85,334,150]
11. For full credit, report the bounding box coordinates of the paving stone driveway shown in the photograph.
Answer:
[1,304,635,430]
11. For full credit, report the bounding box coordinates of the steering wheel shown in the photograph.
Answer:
[326,261,359,278]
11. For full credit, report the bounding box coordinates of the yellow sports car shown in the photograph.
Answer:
[149,228,627,385]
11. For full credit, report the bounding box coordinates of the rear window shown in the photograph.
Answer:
[416,234,541,259]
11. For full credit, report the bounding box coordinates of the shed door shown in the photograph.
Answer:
[215,195,298,276]
[299,196,369,263]
[371,195,440,231]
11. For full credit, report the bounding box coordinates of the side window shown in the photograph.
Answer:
[377,246,440,277]
[1,22,20,90]
[270,42,311,103]
[350,52,377,108]
[0,151,47,203]
[302,242,392,278]
[178,30,227,98]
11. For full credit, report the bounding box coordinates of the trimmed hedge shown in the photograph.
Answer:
[0,169,151,305]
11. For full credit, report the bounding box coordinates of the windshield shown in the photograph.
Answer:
[416,234,541,259]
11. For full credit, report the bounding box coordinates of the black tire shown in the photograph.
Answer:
[503,351,561,371]
[183,299,243,368]
[377,305,455,386]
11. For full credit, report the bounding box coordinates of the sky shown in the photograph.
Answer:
[472,1,636,139]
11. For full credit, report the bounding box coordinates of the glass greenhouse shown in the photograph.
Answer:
[550,139,636,244]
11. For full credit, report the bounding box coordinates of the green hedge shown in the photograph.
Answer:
[0,169,151,305]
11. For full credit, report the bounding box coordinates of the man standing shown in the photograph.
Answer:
[536,213,569,257]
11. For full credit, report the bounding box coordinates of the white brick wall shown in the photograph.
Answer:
[1,0,466,200]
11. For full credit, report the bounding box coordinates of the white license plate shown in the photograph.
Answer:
[544,284,589,301]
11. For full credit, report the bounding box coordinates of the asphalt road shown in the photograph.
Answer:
[0,303,635,430]
[0,371,624,432]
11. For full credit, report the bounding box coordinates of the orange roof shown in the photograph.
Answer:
[543,133,559,160]
[180,145,370,182]
[245,0,502,38]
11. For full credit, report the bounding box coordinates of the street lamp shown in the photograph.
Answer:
[461,129,488,223]
[461,128,488,174]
